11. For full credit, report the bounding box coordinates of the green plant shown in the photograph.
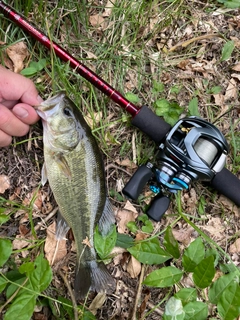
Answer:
[154,99,183,126]
[217,0,240,9]
[20,58,47,76]
[126,227,240,320]
[0,239,52,319]
[0,238,96,320]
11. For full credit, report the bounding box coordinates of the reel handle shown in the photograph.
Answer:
[147,195,170,221]
[122,165,153,200]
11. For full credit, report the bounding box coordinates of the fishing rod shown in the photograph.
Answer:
[1,1,239,220]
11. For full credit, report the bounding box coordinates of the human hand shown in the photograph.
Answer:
[0,65,43,147]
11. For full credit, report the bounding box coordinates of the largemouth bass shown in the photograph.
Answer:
[36,92,115,299]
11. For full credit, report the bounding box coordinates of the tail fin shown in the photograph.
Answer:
[74,260,115,300]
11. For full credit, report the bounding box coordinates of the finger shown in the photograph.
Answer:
[0,104,30,137]
[0,66,42,105]
[0,130,12,147]
[12,103,40,125]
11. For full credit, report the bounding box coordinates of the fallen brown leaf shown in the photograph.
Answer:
[103,0,115,17]
[232,63,240,71]
[44,221,67,265]
[12,234,34,250]
[123,200,138,214]
[231,73,240,81]
[23,188,44,211]
[213,93,225,106]
[0,175,10,193]
[89,14,105,28]
[201,217,225,242]
[6,41,29,73]
[115,158,138,169]
[224,78,238,101]
[116,209,138,234]
[89,292,107,315]
[135,232,149,241]
[126,255,141,278]
[229,238,240,254]
[172,227,194,245]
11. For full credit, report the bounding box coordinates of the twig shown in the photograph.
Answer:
[168,33,221,52]
[131,264,145,320]
[34,207,59,232]
[0,278,29,314]
[147,301,164,316]
[105,163,133,176]
[58,269,79,320]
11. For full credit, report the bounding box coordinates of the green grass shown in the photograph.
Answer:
[0,0,240,319]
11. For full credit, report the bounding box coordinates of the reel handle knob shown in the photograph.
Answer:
[122,164,153,200]
[147,195,170,221]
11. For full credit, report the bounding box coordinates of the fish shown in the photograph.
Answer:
[35,92,116,299]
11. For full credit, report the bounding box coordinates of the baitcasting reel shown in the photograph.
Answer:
[123,116,229,221]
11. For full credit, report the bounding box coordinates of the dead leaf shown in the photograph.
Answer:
[213,93,225,106]
[89,292,107,315]
[123,200,138,214]
[116,158,138,169]
[224,78,238,101]
[229,238,240,254]
[135,232,149,241]
[0,175,10,193]
[19,224,30,236]
[89,14,105,28]
[103,0,115,17]
[139,289,151,317]
[230,36,240,49]
[116,209,138,234]
[82,236,92,248]
[232,63,240,71]
[84,112,102,129]
[177,60,191,70]
[172,227,194,245]
[44,221,67,265]
[23,189,44,211]
[6,42,29,73]
[231,73,240,81]
[126,255,141,278]
[13,234,34,250]
[201,217,225,242]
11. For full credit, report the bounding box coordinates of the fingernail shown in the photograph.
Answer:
[14,106,29,119]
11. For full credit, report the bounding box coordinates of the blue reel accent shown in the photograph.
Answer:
[172,177,189,189]
[150,185,160,194]
[155,170,184,193]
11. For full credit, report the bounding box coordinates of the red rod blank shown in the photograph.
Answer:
[0,1,139,116]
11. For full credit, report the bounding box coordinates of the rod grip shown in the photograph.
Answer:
[211,168,240,206]
[131,106,171,144]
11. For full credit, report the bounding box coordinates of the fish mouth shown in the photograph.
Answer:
[35,92,66,120]
[35,92,66,112]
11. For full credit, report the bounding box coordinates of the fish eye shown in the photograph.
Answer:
[63,108,72,117]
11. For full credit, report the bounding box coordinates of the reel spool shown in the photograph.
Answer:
[123,116,229,221]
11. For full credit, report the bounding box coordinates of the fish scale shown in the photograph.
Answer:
[36,92,115,299]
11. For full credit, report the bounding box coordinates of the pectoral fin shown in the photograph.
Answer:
[41,162,48,186]
[98,198,115,236]
[55,211,70,240]
[54,152,72,179]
